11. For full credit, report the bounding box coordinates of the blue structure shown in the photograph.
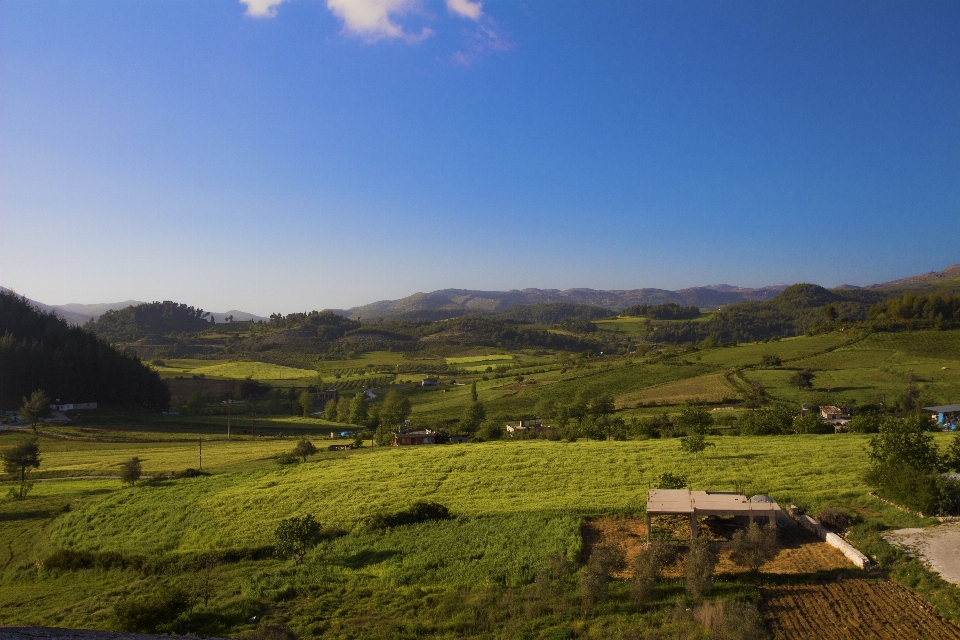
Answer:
[922,404,960,430]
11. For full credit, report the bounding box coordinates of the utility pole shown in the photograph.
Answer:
[199,438,202,471]
[226,397,231,440]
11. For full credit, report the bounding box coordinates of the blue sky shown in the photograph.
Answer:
[1,0,958,314]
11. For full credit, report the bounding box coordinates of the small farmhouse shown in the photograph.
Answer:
[505,419,544,435]
[392,430,436,446]
[819,405,851,422]
[421,377,439,387]
[312,388,340,409]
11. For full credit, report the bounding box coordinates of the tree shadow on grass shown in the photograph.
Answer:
[0,510,51,521]
[339,549,401,569]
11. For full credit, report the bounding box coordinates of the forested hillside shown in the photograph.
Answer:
[87,301,213,342]
[0,291,170,411]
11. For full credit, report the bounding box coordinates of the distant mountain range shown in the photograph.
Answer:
[3,263,958,325]
[328,263,960,320]
[330,284,791,321]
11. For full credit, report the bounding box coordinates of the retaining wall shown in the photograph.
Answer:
[789,505,872,570]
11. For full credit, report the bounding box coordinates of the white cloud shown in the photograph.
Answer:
[452,21,510,65]
[446,0,481,20]
[326,0,433,43]
[240,0,286,18]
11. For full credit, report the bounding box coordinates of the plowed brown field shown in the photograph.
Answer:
[760,579,960,640]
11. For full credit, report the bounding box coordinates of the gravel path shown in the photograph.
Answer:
[884,523,960,585]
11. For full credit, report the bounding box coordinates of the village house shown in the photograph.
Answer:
[421,377,439,387]
[312,388,339,409]
[392,430,436,446]
[505,419,544,436]
[819,405,852,422]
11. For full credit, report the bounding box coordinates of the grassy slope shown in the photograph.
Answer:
[46,434,957,555]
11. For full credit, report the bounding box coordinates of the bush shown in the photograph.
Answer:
[847,413,881,434]
[692,601,768,640]
[578,543,624,610]
[684,536,717,601]
[631,541,676,605]
[45,548,136,571]
[817,507,856,530]
[275,452,299,465]
[729,521,780,572]
[655,472,687,489]
[246,621,299,640]
[113,586,193,633]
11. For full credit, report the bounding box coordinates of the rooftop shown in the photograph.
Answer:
[646,489,782,517]
[923,404,960,413]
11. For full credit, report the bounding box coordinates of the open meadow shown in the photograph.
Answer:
[4,328,960,637]
[3,428,960,637]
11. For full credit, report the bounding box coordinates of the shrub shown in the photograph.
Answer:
[578,543,624,610]
[760,354,782,367]
[729,521,780,572]
[113,586,193,633]
[631,541,676,605]
[172,468,210,479]
[655,472,687,489]
[246,621,298,640]
[365,501,451,529]
[275,452,299,465]
[683,536,717,601]
[817,507,856,530]
[692,601,768,640]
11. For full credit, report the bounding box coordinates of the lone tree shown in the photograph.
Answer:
[788,369,815,391]
[729,521,780,572]
[2,437,41,500]
[292,439,318,463]
[19,390,50,429]
[679,433,715,459]
[119,456,142,487]
[274,514,322,565]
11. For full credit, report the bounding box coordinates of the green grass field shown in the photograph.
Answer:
[5,329,960,637]
[4,431,957,636]
[154,360,318,381]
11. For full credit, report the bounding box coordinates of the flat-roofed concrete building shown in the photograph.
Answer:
[645,489,782,541]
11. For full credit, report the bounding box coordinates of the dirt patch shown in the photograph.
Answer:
[581,516,648,577]
[582,516,853,578]
[760,579,960,639]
